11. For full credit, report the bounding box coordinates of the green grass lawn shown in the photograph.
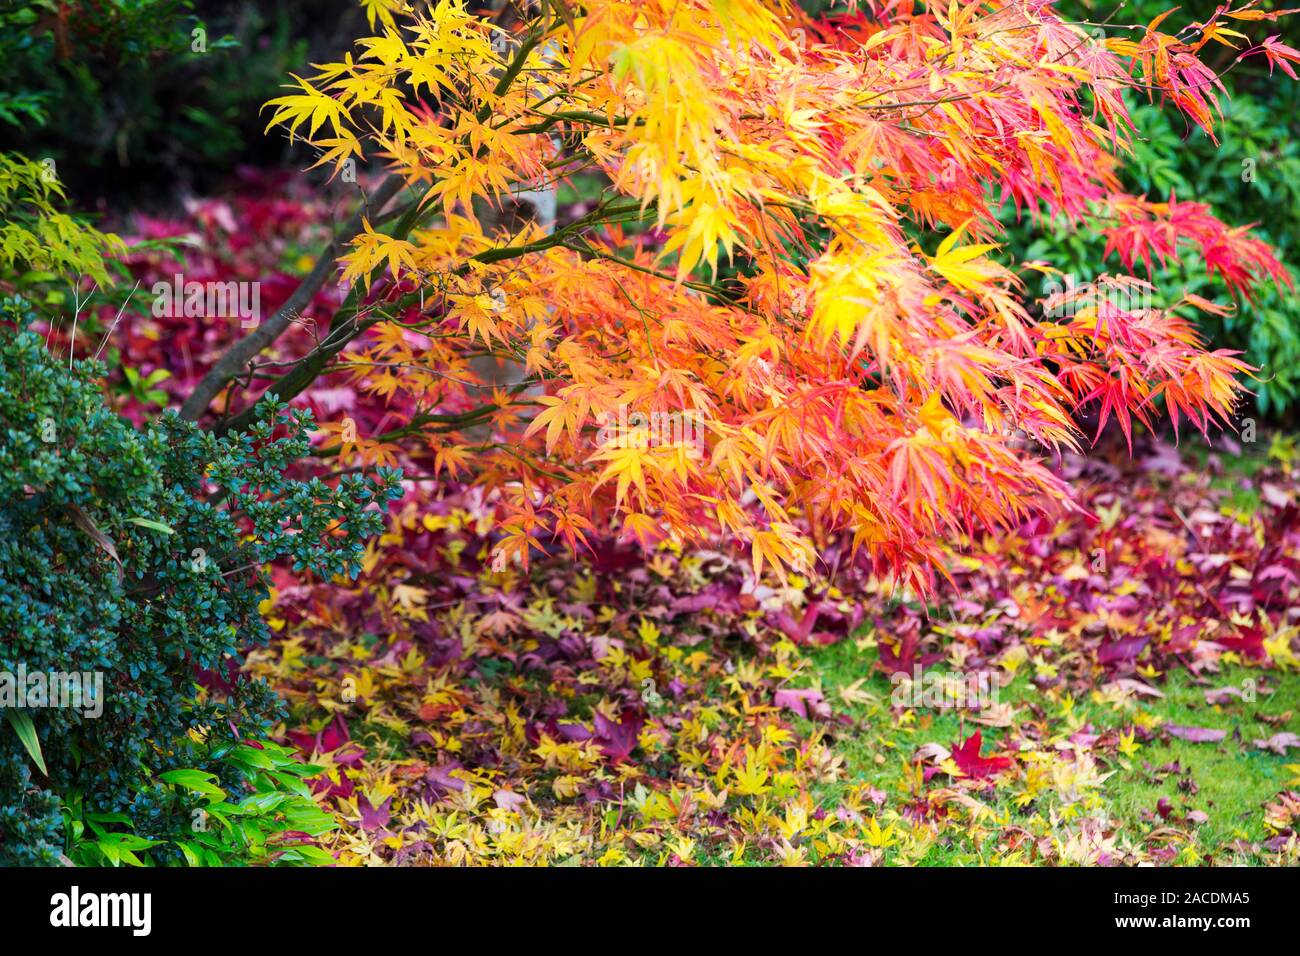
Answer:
[801,636,1300,865]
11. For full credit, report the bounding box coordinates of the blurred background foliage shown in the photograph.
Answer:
[1,0,1297,417]
[0,0,367,205]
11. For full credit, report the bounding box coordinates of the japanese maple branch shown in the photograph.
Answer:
[178,172,406,421]
[201,23,561,437]
[210,195,646,436]
[310,392,541,459]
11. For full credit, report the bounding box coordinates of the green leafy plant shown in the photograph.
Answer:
[0,151,121,285]
[0,319,400,865]
[62,741,338,867]
[118,365,173,409]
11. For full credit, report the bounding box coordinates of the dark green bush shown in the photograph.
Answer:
[0,0,311,202]
[0,317,399,864]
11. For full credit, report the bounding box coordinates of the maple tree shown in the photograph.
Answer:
[179,0,1299,594]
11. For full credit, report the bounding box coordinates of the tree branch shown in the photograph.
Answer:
[178,173,407,421]
[201,21,562,437]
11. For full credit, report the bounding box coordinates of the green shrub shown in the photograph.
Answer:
[0,318,399,864]
[62,740,341,867]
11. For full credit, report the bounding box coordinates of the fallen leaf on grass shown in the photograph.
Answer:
[1164,724,1228,743]
[951,731,1015,778]
[774,687,830,719]
[1205,685,1253,705]
[1254,733,1300,755]
[1105,678,1166,699]
[968,700,1016,727]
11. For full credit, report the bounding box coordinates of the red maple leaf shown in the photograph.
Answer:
[1217,625,1268,661]
[951,731,1014,779]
